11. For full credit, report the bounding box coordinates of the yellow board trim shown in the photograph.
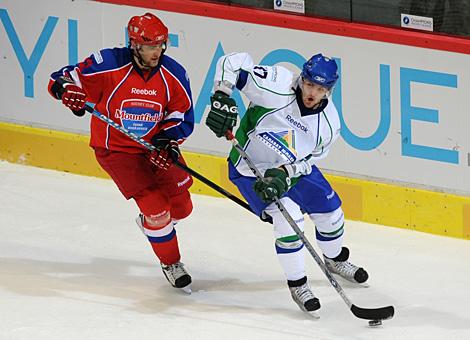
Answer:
[1,121,469,240]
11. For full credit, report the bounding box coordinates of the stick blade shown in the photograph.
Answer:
[350,304,395,321]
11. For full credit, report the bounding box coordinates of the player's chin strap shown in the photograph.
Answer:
[55,87,252,216]
[224,130,395,324]
[134,46,152,70]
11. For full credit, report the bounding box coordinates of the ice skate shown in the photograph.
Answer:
[161,261,192,294]
[135,213,145,234]
[288,277,320,317]
[324,247,369,284]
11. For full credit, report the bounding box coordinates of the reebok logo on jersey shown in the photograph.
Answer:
[131,88,158,96]
[285,115,308,133]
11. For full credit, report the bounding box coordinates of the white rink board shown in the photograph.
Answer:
[1,0,470,193]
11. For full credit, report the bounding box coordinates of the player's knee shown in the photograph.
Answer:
[265,197,304,238]
[135,188,171,229]
[145,210,171,228]
[170,190,193,220]
[309,207,344,235]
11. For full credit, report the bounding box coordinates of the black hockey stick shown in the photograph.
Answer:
[226,131,394,322]
[71,101,252,214]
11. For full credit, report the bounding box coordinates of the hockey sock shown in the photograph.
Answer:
[143,219,181,265]
[275,235,306,281]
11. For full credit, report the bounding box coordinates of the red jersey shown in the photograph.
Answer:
[49,47,194,153]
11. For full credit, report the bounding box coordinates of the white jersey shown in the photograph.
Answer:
[214,52,341,177]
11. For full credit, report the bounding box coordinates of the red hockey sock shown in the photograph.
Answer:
[144,220,181,265]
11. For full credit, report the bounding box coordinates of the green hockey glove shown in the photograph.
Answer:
[206,91,238,138]
[253,168,291,203]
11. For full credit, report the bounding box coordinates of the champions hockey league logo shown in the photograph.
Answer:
[115,99,163,137]
[257,130,297,162]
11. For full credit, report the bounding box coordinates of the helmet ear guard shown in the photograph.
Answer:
[301,54,339,90]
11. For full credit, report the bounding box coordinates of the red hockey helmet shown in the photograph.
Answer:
[127,13,168,46]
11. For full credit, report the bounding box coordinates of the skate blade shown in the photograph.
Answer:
[179,285,192,294]
[333,274,370,287]
[299,305,320,319]
[307,311,320,319]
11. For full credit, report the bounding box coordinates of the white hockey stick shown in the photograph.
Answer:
[225,131,394,323]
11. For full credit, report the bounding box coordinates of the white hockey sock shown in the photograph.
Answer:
[310,208,345,259]
[276,246,306,281]
[317,234,344,259]
[266,198,306,281]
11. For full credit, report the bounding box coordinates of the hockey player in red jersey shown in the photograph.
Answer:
[48,13,195,293]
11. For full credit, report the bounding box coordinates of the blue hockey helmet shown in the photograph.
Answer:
[301,54,339,90]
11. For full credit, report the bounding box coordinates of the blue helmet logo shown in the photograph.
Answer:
[301,53,339,90]
[403,16,410,25]
[313,75,326,83]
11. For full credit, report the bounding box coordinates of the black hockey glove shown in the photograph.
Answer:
[253,168,291,203]
[149,135,181,170]
[206,91,238,138]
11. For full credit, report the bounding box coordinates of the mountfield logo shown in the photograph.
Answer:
[115,109,160,122]
[131,88,157,95]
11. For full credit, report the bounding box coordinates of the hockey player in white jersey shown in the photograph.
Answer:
[205,52,369,314]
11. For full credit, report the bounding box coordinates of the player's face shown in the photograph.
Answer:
[301,79,329,108]
[138,43,165,68]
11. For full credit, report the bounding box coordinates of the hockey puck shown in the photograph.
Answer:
[368,320,382,327]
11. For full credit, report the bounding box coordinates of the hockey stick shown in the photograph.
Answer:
[73,102,252,213]
[226,130,394,322]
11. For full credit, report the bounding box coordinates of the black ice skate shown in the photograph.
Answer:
[324,247,369,284]
[161,261,192,294]
[288,277,320,316]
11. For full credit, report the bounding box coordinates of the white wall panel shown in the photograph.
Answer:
[1,0,469,193]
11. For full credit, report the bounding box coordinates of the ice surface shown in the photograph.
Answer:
[1,161,469,340]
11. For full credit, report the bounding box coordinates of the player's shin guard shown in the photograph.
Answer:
[310,208,345,259]
[275,236,306,281]
[140,215,181,265]
[268,198,307,281]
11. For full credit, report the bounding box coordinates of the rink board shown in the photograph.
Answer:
[1,121,469,240]
[1,0,470,194]
[1,0,470,241]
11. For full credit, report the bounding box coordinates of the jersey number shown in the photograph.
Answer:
[253,66,268,79]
